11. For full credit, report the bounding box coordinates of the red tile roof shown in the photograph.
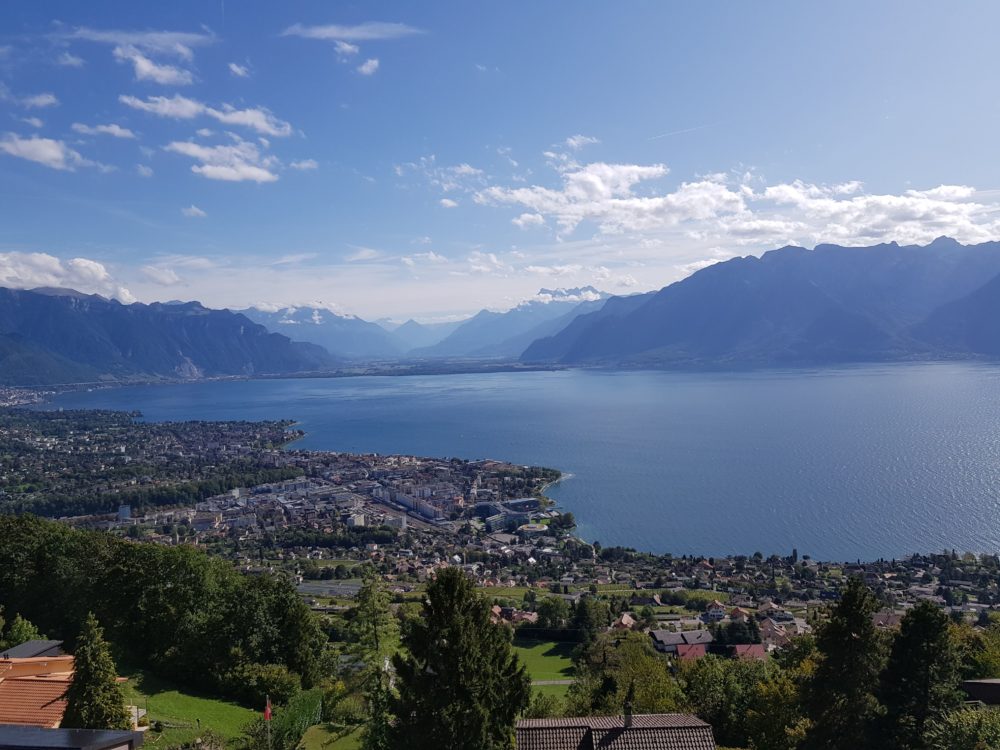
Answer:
[0,676,71,728]
[517,714,716,750]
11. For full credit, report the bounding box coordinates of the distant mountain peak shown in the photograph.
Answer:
[535,286,606,303]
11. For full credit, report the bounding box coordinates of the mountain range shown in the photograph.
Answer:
[522,237,1000,366]
[0,288,334,386]
[8,239,1000,386]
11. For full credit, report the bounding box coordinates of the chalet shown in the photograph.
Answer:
[702,600,727,622]
[650,629,714,655]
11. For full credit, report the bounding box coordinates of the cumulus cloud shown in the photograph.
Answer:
[181,204,207,218]
[136,164,154,177]
[282,22,423,41]
[335,41,359,57]
[113,44,193,84]
[72,122,136,139]
[0,133,94,171]
[21,93,58,109]
[439,198,458,208]
[164,136,279,183]
[20,117,43,128]
[395,155,487,192]
[357,58,379,75]
[0,251,133,301]
[564,134,599,150]
[119,94,292,136]
[289,159,318,170]
[512,212,545,229]
[228,62,250,78]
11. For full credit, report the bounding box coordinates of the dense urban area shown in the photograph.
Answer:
[4,403,1000,750]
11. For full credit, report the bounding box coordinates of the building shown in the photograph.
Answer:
[0,642,64,660]
[649,629,714,655]
[516,713,716,750]
[0,726,141,750]
[0,656,75,728]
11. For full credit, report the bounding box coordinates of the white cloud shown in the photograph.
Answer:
[395,155,487,192]
[228,62,250,78]
[136,164,154,177]
[21,93,58,109]
[564,134,600,150]
[56,51,85,67]
[512,212,545,229]
[164,136,279,183]
[289,159,318,170]
[357,58,379,75]
[0,251,133,301]
[61,27,215,61]
[72,122,136,139]
[401,251,448,267]
[346,247,380,262]
[0,133,93,171]
[439,198,458,208]
[20,117,43,128]
[113,45,193,85]
[120,93,203,118]
[282,22,423,41]
[181,204,207,218]
[140,265,181,285]
[335,41,359,57]
[120,94,292,136]
[196,128,214,137]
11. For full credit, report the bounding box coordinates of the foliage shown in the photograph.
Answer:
[522,691,563,719]
[802,577,886,750]
[681,655,774,748]
[879,601,963,749]
[61,613,132,731]
[566,632,684,717]
[0,608,45,650]
[227,663,301,707]
[535,596,570,629]
[0,515,325,705]
[391,567,531,750]
[924,708,1000,750]
[237,689,323,750]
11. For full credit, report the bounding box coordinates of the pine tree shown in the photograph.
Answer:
[352,568,398,750]
[879,601,962,749]
[61,613,131,730]
[803,577,885,750]
[391,567,530,750]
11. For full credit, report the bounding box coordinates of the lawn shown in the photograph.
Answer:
[121,669,256,748]
[513,638,575,682]
[532,682,571,700]
[299,724,362,750]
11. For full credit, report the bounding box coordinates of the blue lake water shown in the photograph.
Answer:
[47,363,1000,561]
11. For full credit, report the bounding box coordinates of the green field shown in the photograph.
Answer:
[532,682,571,699]
[299,724,362,750]
[513,638,575,682]
[122,670,256,748]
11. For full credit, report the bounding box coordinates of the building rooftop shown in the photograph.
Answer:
[0,642,64,660]
[516,713,716,750]
[0,726,141,750]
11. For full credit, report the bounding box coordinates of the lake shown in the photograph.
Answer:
[48,363,1000,561]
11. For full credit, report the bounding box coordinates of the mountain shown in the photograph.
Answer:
[389,318,465,351]
[239,306,405,359]
[411,287,610,359]
[521,239,1000,366]
[0,288,336,385]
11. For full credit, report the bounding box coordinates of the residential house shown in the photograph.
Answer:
[516,713,716,750]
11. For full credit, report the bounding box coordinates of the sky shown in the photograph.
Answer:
[3,2,1000,321]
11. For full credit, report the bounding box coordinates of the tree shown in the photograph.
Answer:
[681,655,773,748]
[924,707,1000,750]
[351,568,399,750]
[535,596,569,630]
[802,577,885,750]
[0,610,45,650]
[879,601,962,750]
[391,567,531,750]
[61,613,131,730]
[567,632,684,717]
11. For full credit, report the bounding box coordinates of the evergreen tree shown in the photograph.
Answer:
[61,613,131,730]
[0,609,45,651]
[391,567,530,750]
[803,577,885,750]
[352,568,398,750]
[879,601,962,749]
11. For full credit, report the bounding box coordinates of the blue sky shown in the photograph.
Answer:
[2,2,1000,320]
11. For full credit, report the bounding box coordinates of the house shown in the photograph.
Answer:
[0,726,142,750]
[729,644,768,661]
[0,641,64,659]
[650,629,714,655]
[516,713,716,750]
[0,656,75,728]
[676,644,708,661]
[703,600,727,622]
[612,613,636,630]
[962,679,1000,705]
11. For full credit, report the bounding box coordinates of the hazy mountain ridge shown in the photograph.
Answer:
[239,305,406,359]
[522,238,1000,366]
[0,288,336,385]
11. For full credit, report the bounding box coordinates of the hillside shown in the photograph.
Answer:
[0,288,336,385]
[521,238,1000,366]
